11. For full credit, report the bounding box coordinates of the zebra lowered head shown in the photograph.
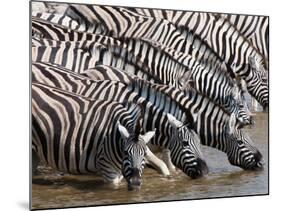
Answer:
[118,121,156,191]
[225,113,264,170]
[167,113,208,179]
[233,56,268,110]
[226,82,254,126]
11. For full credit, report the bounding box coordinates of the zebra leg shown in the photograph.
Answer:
[32,148,39,175]
[102,173,123,186]
[98,161,124,186]
[162,149,176,171]
[145,146,170,176]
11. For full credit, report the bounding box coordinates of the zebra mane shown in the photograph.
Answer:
[182,110,196,130]
[103,42,164,84]
[129,77,191,115]
[121,101,145,138]
[177,25,225,62]
[66,4,114,36]
[121,35,235,88]
[131,76,233,118]
[118,36,190,71]
[214,15,267,71]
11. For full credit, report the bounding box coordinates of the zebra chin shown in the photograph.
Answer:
[231,151,265,171]
[125,168,143,191]
[245,151,265,171]
[185,158,209,179]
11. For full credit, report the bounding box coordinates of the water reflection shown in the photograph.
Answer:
[32,112,268,209]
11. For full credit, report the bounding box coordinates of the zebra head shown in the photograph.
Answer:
[224,113,264,170]
[167,113,208,179]
[117,122,156,191]
[249,56,268,83]
[246,56,268,109]
[228,82,253,126]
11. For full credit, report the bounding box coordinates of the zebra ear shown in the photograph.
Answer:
[117,121,130,139]
[240,79,248,92]
[81,68,100,80]
[249,56,258,69]
[228,113,237,134]
[183,111,197,129]
[167,113,183,129]
[192,112,198,125]
[141,129,156,144]
[232,84,240,100]
[179,71,193,90]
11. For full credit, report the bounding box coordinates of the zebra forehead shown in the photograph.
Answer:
[124,140,147,153]
[125,135,147,145]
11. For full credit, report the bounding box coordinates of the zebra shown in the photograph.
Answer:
[123,7,269,108]
[125,7,268,78]
[122,77,265,170]
[32,61,263,170]
[32,82,157,190]
[34,4,268,108]
[109,37,253,125]
[219,13,269,61]
[32,11,81,31]
[63,4,225,68]
[32,61,209,177]
[31,18,121,45]
[32,10,109,35]
[81,64,132,84]
[33,6,221,71]
[32,1,68,14]
[31,37,252,125]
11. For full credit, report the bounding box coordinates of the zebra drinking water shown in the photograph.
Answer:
[32,82,157,190]
[33,61,263,171]
[32,61,209,178]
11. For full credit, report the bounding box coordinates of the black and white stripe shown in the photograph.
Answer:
[33,61,263,170]
[124,7,269,108]
[32,61,208,177]
[32,82,156,190]
[32,37,252,125]
[128,78,264,170]
[220,13,269,61]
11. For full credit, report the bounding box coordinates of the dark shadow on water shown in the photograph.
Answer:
[17,201,29,210]
[33,177,108,191]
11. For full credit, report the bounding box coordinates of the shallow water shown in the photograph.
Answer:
[32,112,268,210]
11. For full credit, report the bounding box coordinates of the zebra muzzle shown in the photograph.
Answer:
[127,168,142,191]
[187,158,209,179]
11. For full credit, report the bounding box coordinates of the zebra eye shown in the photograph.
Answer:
[237,140,243,145]
[182,141,189,147]
[178,132,183,139]
[124,151,129,156]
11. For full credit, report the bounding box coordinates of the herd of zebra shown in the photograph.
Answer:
[31,2,268,191]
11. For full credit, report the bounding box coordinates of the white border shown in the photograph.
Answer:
[0,0,279,210]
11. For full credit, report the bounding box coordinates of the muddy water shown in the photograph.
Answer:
[32,112,268,210]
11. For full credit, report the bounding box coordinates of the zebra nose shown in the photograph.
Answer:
[128,168,142,190]
[253,151,264,170]
[254,150,263,162]
[196,158,209,175]
[263,105,268,112]
[129,176,142,186]
[188,158,209,179]
[249,116,255,125]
